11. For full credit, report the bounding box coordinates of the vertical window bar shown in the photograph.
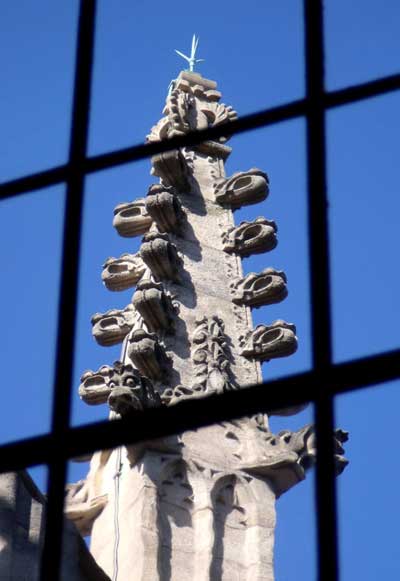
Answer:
[304,1,339,580]
[39,1,97,579]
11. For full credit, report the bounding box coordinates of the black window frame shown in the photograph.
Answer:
[0,1,399,579]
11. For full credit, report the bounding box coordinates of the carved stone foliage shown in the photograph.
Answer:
[230,268,288,308]
[102,252,146,291]
[79,360,161,413]
[91,304,137,346]
[128,328,170,381]
[140,230,180,282]
[160,316,235,405]
[146,71,238,145]
[222,217,277,257]
[191,315,235,395]
[113,198,152,237]
[151,149,190,191]
[132,279,175,333]
[240,320,298,362]
[145,184,182,233]
[214,169,269,209]
[161,383,205,406]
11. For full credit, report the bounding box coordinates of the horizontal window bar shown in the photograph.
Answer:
[326,73,400,109]
[1,72,399,201]
[0,165,67,200]
[0,347,398,474]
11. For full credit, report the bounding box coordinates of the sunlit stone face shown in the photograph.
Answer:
[102,253,146,291]
[112,198,152,237]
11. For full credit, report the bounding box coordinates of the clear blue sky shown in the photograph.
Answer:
[1,1,399,579]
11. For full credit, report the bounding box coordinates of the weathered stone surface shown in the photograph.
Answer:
[145,184,182,232]
[230,268,288,308]
[222,217,277,257]
[79,361,161,414]
[127,329,170,381]
[91,304,137,346]
[113,198,152,237]
[147,70,237,144]
[79,364,116,405]
[73,70,348,581]
[102,253,146,291]
[151,149,191,191]
[214,168,269,209]
[191,315,235,395]
[239,422,349,496]
[240,320,298,361]
[0,471,109,580]
[140,230,181,282]
[132,278,175,332]
[85,444,276,581]
[107,369,161,416]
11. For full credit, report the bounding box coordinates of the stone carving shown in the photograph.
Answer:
[161,383,205,406]
[230,268,288,308]
[191,315,235,394]
[113,198,152,237]
[132,279,175,333]
[127,328,170,381]
[145,184,182,233]
[91,304,136,346]
[214,168,269,209]
[79,364,118,405]
[140,230,180,282]
[146,73,238,145]
[151,149,191,191]
[154,316,236,405]
[165,88,192,137]
[222,217,277,257]
[273,424,349,476]
[102,252,146,291]
[239,424,349,496]
[79,360,161,413]
[72,71,349,581]
[240,320,298,361]
[107,364,161,416]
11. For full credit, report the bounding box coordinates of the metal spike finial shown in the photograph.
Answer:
[174,34,205,72]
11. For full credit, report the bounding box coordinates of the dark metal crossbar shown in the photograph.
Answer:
[0,348,398,476]
[2,73,400,200]
[0,1,398,579]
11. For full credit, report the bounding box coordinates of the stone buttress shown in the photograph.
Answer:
[66,71,348,581]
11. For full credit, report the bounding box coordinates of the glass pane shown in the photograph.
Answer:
[0,2,79,181]
[270,404,316,581]
[0,186,65,443]
[229,119,311,381]
[73,118,310,430]
[89,0,304,155]
[72,162,149,428]
[328,94,400,362]
[325,0,400,90]
[336,381,400,580]
[67,402,317,580]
